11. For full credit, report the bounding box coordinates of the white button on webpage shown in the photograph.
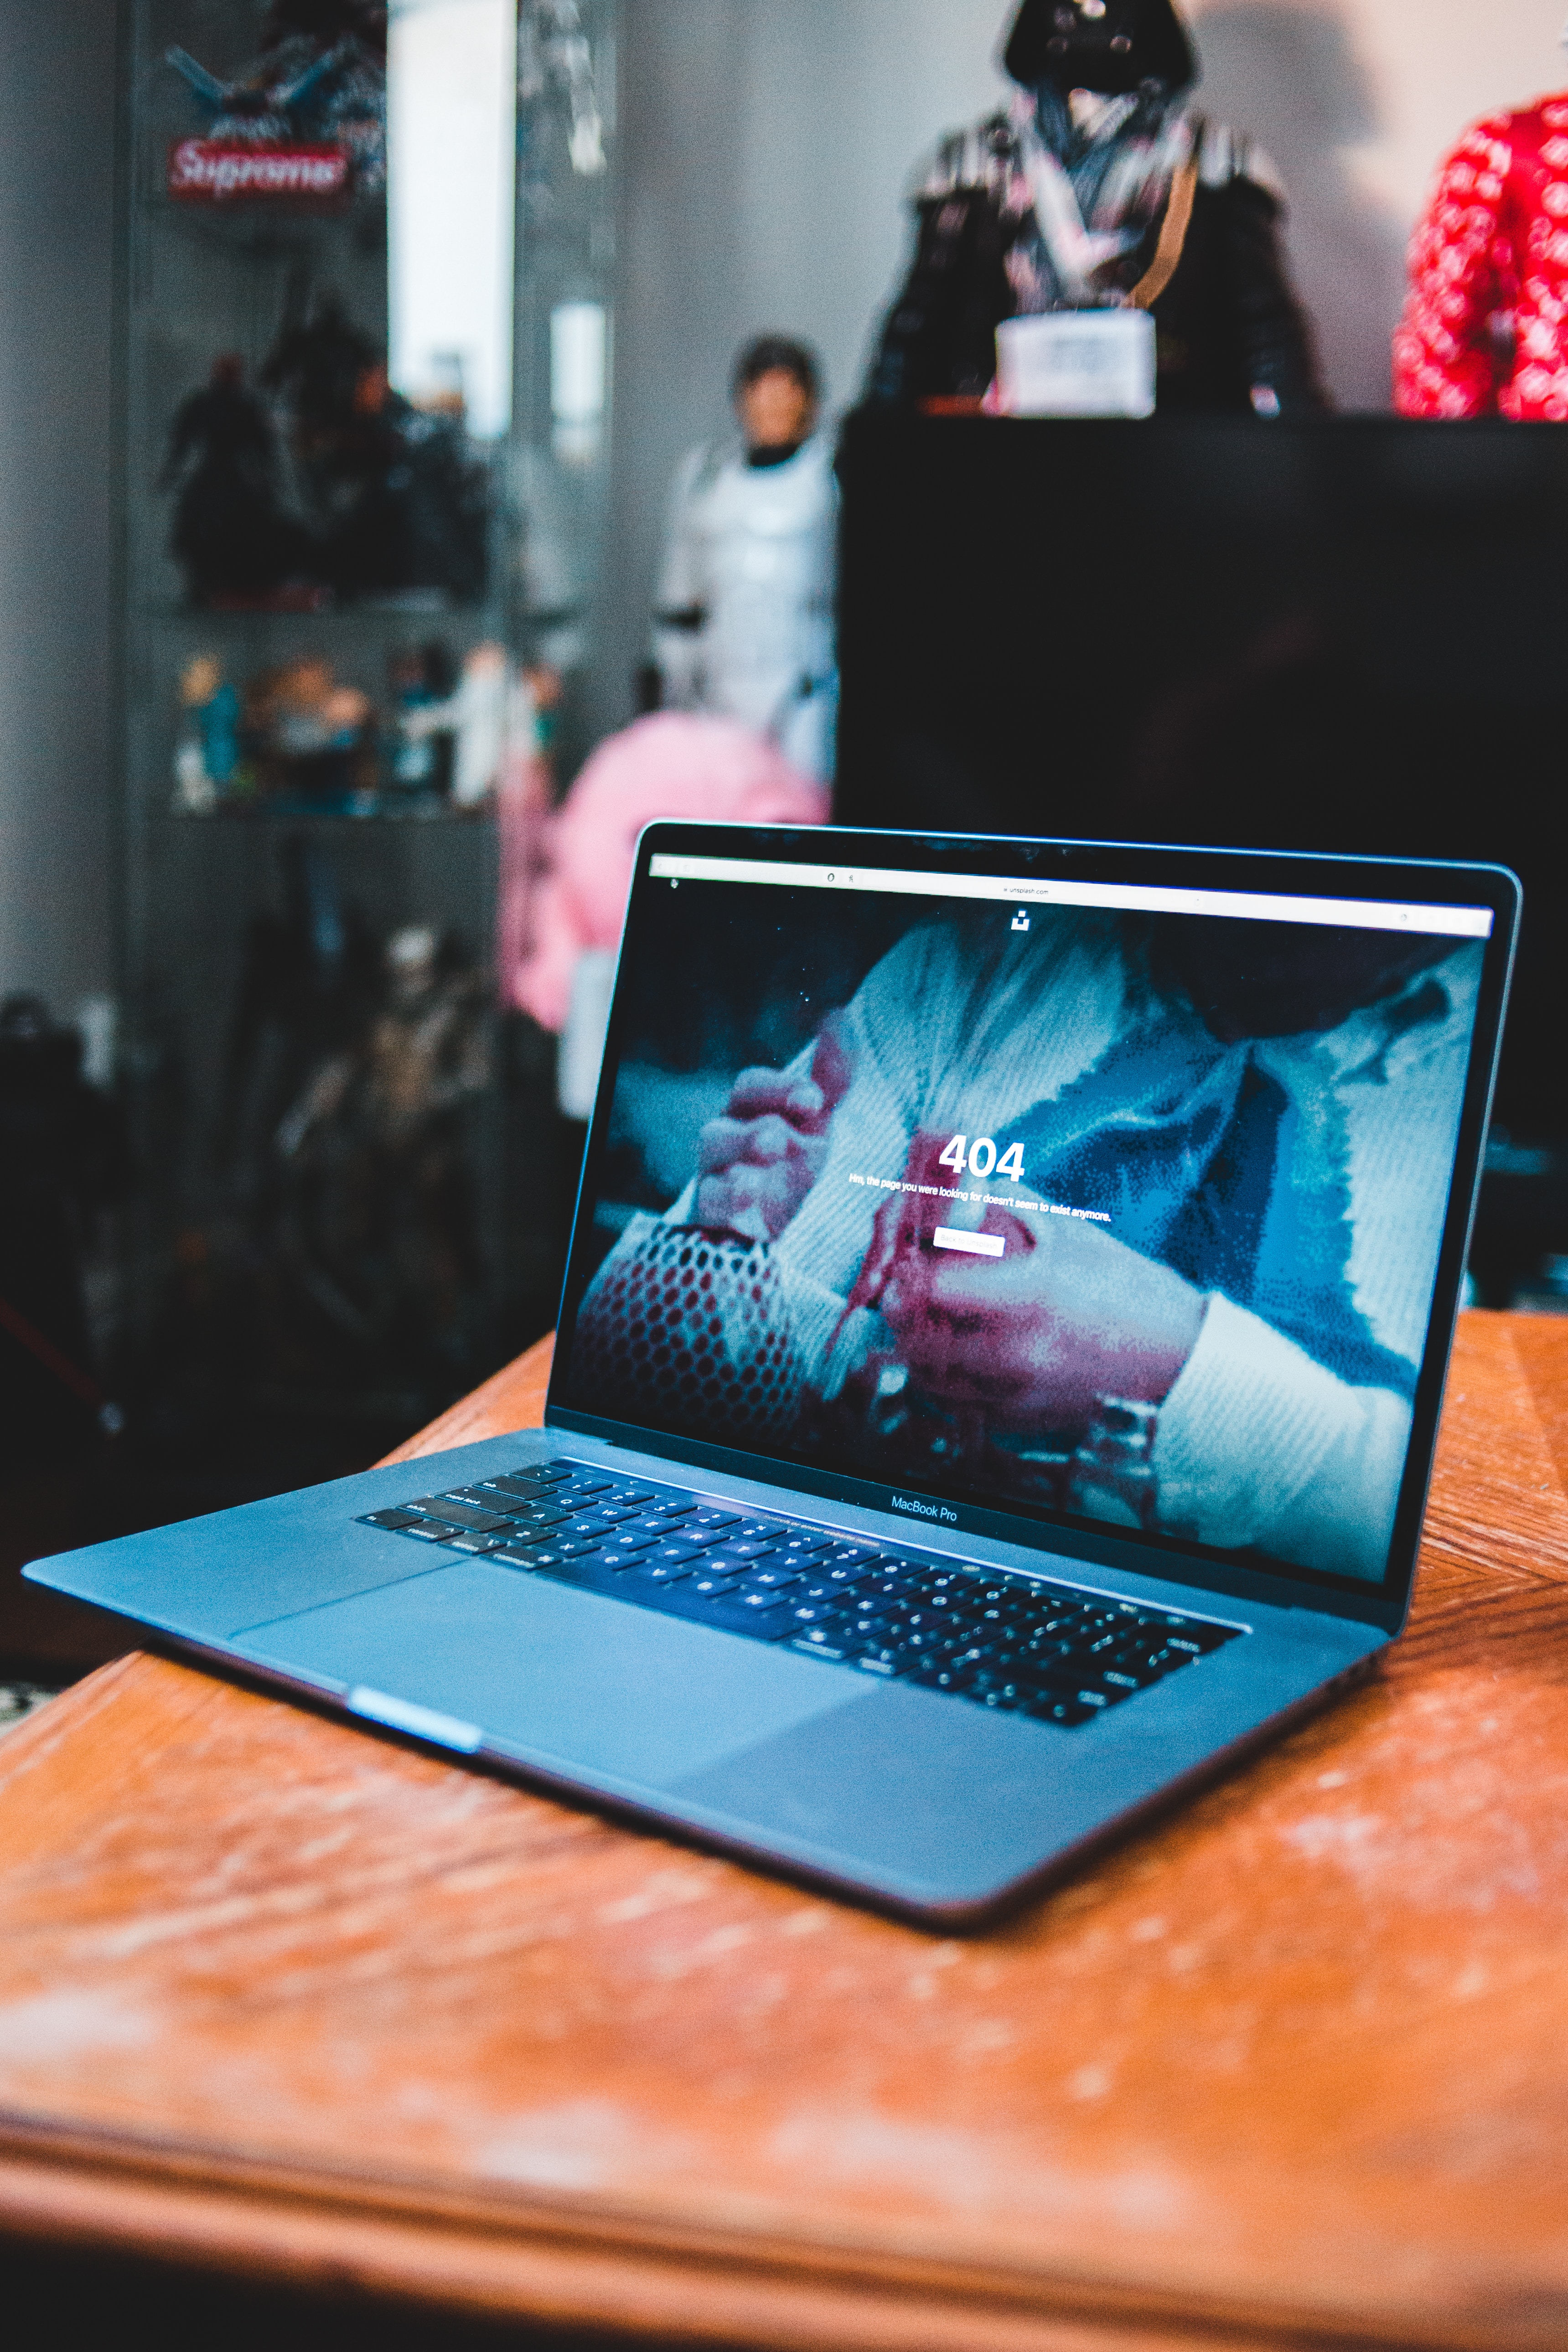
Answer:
[933,1228,1005,1258]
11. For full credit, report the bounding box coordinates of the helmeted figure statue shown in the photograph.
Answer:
[866,0,1327,418]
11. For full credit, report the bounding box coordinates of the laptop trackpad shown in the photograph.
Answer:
[230,1560,874,1789]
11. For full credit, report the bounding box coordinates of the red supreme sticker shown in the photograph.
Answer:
[167,140,352,205]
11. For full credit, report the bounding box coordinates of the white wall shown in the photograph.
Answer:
[0,3,118,1014]
[1190,0,1568,408]
[596,0,1568,743]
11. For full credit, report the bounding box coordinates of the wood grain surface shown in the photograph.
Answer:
[2,1314,1568,2352]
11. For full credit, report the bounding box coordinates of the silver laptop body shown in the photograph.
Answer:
[27,827,1517,1924]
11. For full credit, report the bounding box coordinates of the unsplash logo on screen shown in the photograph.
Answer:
[891,1494,960,1526]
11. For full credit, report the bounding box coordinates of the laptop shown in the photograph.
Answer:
[27,826,1517,1925]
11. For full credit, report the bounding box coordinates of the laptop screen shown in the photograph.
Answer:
[554,841,1499,1596]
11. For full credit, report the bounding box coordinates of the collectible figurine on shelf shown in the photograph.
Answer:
[172,656,243,812]
[518,0,607,182]
[261,280,380,471]
[865,0,1326,417]
[245,655,375,808]
[262,286,491,604]
[389,641,510,806]
[160,356,314,608]
[652,336,838,782]
[213,838,381,1211]
[387,641,460,798]
[166,1,387,191]
[326,364,491,604]
[267,922,492,1385]
[1395,31,1568,419]
[0,994,129,1458]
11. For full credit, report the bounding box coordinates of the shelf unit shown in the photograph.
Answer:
[113,0,619,1454]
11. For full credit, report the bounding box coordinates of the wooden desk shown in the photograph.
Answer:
[3,1314,1568,2352]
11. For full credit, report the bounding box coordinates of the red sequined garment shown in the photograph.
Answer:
[1394,95,1568,419]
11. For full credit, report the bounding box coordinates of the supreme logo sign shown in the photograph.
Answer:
[167,140,352,205]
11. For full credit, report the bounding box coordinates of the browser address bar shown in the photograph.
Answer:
[646,853,1494,941]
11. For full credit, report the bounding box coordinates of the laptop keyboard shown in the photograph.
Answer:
[359,1458,1242,1730]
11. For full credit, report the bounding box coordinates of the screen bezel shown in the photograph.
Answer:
[546,822,1520,1635]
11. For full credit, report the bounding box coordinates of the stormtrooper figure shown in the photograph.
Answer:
[652,336,838,783]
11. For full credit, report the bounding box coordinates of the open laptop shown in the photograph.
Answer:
[27,827,1518,1925]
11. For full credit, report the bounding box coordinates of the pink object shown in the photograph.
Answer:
[507,713,828,1031]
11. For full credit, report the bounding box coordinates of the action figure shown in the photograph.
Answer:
[243,655,375,807]
[173,655,243,811]
[167,2,387,190]
[214,837,381,1210]
[652,336,838,782]
[0,996,128,1458]
[326,364,490,603]
[261,288,489,603]
[269,924,492,1384]
[389,641,511,806]
[866,0,1327,417]
[160,356,312,606]
[518,0,607,183]
[261,279,379,466]
[1395,31,1568,419]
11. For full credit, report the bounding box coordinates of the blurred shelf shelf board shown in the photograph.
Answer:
[156,805,498,827]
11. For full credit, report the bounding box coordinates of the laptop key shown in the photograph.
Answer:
[482,1469,569,1497]
[409,1499,512,1533]
[688,1593,794,1638]
[688,1571,741,1597]
[495,1544,576,1571]
[361,1509,425,1531]
[1027,1696,1098,1727]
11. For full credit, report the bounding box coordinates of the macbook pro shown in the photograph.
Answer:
[26,827,1518,1923]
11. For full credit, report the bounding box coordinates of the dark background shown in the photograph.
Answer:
[835,412,1564,1140]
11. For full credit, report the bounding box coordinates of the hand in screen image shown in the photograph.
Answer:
[851,1132,1204,1432]
[694,1018,852,1242]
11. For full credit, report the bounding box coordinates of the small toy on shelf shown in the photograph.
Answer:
[172,640,515,819]
[162,284,492,611]
[389,640,510,807]
[166,0,387,204]
[172,656,244,812]
[160,356,316,610]
[262,284,491,604]
[245,655,376,811]
[261,915,493,1386]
